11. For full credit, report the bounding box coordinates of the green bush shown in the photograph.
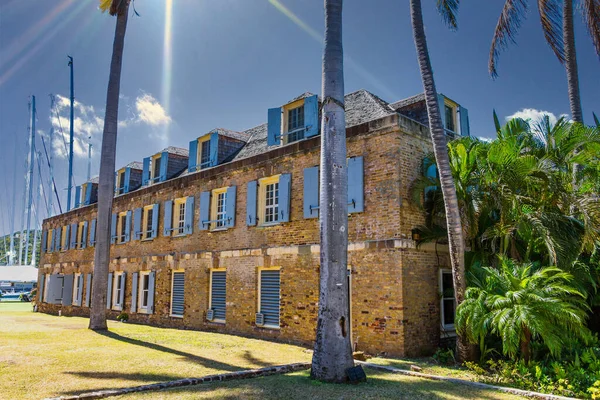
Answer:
[116,312,129,322]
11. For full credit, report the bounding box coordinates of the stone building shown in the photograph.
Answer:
[36,89,469,357]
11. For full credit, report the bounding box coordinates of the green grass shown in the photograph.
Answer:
[0,303,523,399]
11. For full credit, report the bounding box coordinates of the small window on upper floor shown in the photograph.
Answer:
[152,156,161,183]
[267,95,318,147]
[142,205,155,240]
[117,212,127,244]
[287,105,305,143]
[444,104,456,132]
[117,170,126,195]
[200,139,211,169]
[61,226,68,252]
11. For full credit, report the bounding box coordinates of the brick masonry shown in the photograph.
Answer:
[38,113,450,357]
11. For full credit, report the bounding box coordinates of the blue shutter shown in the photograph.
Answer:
[188,139,198,172]
[184,196,194,235]
[209,132,219,167]
[142,157,150,186]
[459,105,470,137]
[39,274,45,302]
[85,184,92,205]
[64,225,70,250]
[163,200,173,236]
[70,223,77,249]
[118,272,127,310]
[42,230,47,253]
[124,210,132,242]
[211,271,226,321]
[133,208,142,240]
[171,271,185,317]
[130,272,138,313]
[151,204,159,238]
[110,213,117,244]
[260,270,280,327]
[438,93,446,132]
[89,219,96,246]
[78,274,84,306]
[85,274,92,307]
[246,181,257,226]
[106,272,113,309]
[303,167,319,218]
[124,167,131,193]
[148,271,156,314]
[225,186,236,228]
[279,173,291,222]
[199,191,211,231]
[62,274,74,306]
[304,95,319,138]
[348,156,364,213]
[82,221,88,249]
[54,228,59,252]
[267,107,281,146]
[159,152,169,182]
[74,186,81,208]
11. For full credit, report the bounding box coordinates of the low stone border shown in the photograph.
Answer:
[357,361,577,400]
[44,362,311,400]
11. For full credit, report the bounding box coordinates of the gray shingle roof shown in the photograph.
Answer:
[210,128,249,142]
[161,146,189,157]
[125,161,143,170]
[389,93,425,111]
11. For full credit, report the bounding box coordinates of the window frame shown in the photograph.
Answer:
[198,136,211,170]
[209,268,227,324]
[61,226,68,252]
[72,273,81,305]
[151,154,162,183]
[112,271,124,311]
[141,205,154,240]
[138,271,151,313]
[77,221,86,249]
[172,197,187,237]
[170,269,185,318]
[46,230,53,253]
[258,175,281,227]
[439,269,456,332]
[443,99,458,134]
[257,267,281,329]
[282,99,305,144]
[117,169,127,195]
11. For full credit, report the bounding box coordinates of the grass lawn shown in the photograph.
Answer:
[1,303,523,399]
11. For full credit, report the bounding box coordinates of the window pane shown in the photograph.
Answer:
[442,272,454,298]
[444,105,455,132]
[443,299,455,325]
[153,158,161,179]
[200,141,211,168]
[287,105,305,143]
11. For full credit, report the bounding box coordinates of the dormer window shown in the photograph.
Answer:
[267,94,319,147]
[437,94,470,137]
[444,104,456,132]
[153,156,161,183]
[199,138,211,169]
[143,148,188,185]
[117,170,127,195]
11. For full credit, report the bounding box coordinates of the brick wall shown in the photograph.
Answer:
[38,114,450,357]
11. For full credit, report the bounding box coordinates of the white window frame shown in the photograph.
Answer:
[210,187,228,231]
[112,271,124,310]
[138,271,151,313]
[439,269,456,332]
[72,273,82,305]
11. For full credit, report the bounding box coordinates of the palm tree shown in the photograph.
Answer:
[311,0,354,383]
[489,0,600,123]
[89,0,130,330]
[456,257,590,363]
[409,0,472,361]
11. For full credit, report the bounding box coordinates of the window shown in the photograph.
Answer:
[153,156,161,182]
[139,272,151,311]
[287,105,305,143]
[46,230,53,253]
[77,221,85,249]
[444,104,456,132]
[117,170,126,194]
[61,226,68,251]
[72,273,83,306]
[258,269,280,328]
[173,198,186,236]
[117,212,127,244]
[200,140,211,169]
[209,270,226,323]
[112,272,124,310]
[171,271,185,317]
[259,176,280,225]
[210,188,228,230]
[142,205,154,240]
[440,270,455,331]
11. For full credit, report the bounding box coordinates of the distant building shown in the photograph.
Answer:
[36,90,470,357]
[1,265,38,294]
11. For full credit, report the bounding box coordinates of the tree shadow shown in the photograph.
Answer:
[94,330,241,372]
[242,350,271,368]
[64,371,182,382]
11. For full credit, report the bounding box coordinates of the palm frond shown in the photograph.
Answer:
[493,109,502,133]
[537,0,565,63]
[581,0,600,58]
[489,0,529,78]
[594,112,600,127]
[436,0,460,30]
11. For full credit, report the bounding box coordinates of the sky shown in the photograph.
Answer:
[0,0,598,237]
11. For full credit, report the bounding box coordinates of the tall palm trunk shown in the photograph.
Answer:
[311,0,354,383]
[89,1,129,330]
[409,0,472,362]
[563,0,583,124]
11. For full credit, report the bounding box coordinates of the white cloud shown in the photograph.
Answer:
[505,108,570,126]
[134,93,171,126]
[48,93,172,159]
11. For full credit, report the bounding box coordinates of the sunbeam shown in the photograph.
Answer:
[160,0,174,147]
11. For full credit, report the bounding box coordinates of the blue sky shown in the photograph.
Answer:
[0,0,598,236]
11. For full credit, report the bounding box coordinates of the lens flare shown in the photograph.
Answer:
[160,0,174,147]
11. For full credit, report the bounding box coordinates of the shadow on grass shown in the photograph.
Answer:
[242,350,271,368]
[94,330,241,372]
[58,369,518,400]
[64,371,183,382]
